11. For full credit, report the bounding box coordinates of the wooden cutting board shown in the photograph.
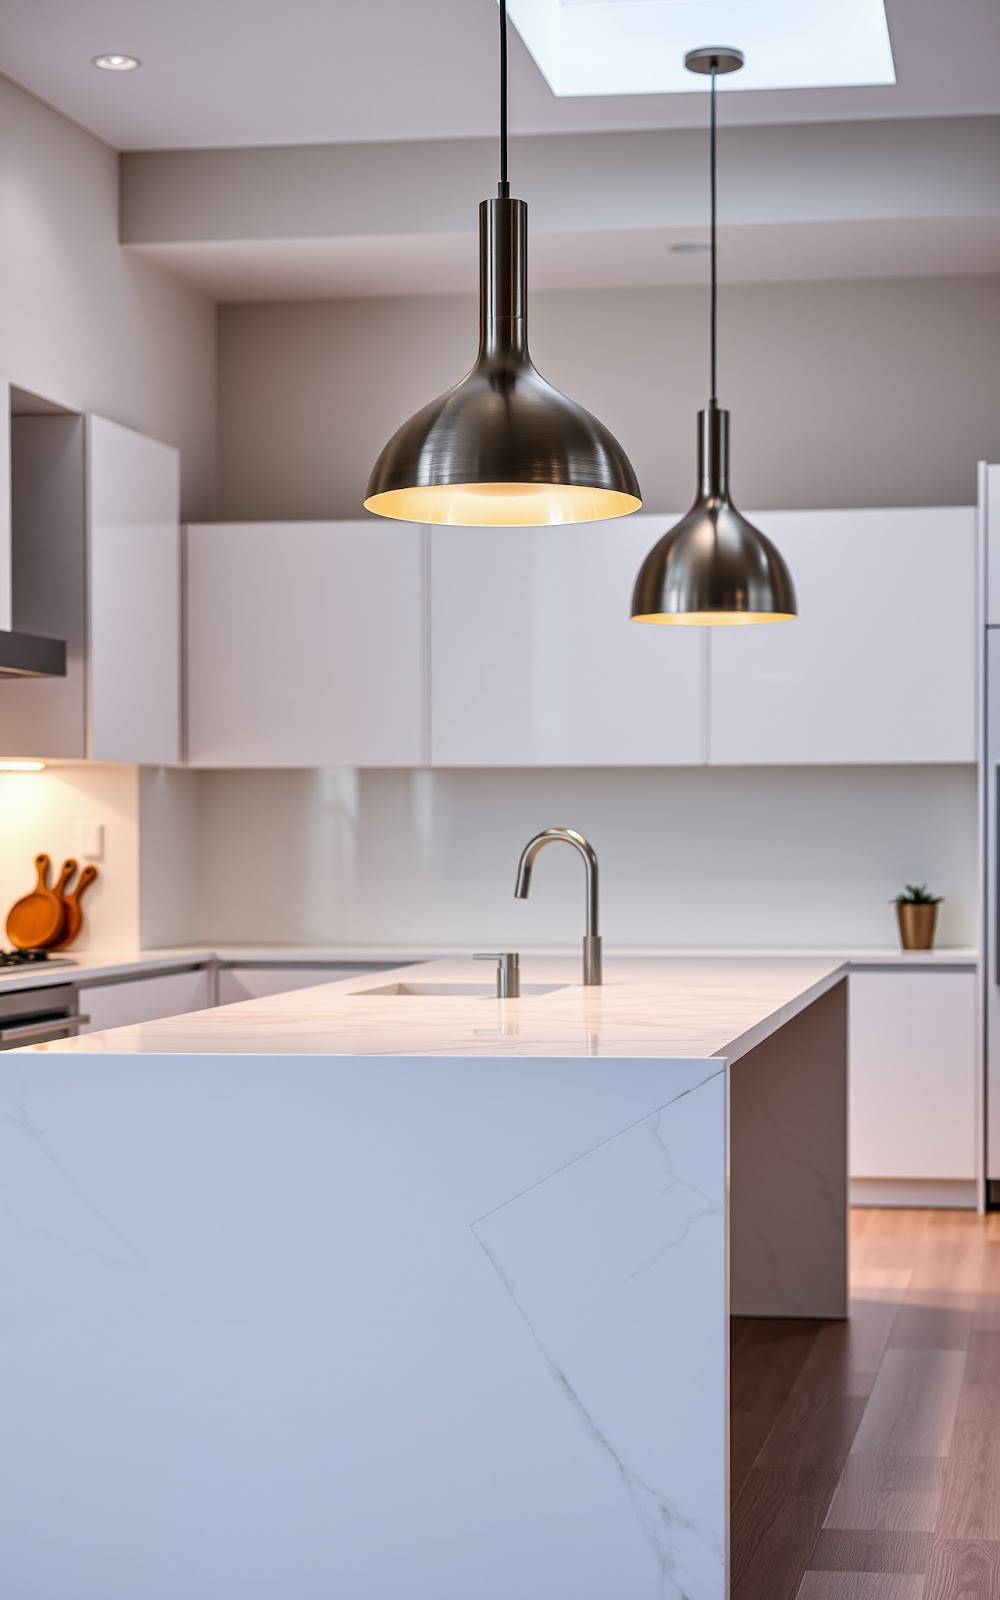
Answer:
[6,854,65,950]
[51,863,98,951]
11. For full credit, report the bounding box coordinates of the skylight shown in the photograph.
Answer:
[505,0,895,98]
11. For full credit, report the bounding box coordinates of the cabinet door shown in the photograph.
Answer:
[187,522,426,767]
[430,516,706,766]
[849,971,976,1180]
[79,969,213,1035]
[709,508,976,764]
[88,418,182,764]
[217,964,378,1004]
[0,413,87,759]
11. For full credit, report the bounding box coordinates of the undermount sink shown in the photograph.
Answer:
[356,981,568,999]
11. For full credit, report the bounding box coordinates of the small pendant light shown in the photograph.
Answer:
[631,48,796,625]
[365,0,642,527]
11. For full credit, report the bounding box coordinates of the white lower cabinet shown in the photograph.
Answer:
[216,964,380,1005]
[849,970,977,1182]
[78,969,213,1035]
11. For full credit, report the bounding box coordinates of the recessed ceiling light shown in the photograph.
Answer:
[671,241,710,255]
[0,760,46,772]
[91,53,141,72]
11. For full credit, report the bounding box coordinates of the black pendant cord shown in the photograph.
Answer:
[498,0,510,198]
[709,58,718,408]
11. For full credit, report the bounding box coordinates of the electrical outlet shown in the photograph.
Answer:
[77,821,105,862]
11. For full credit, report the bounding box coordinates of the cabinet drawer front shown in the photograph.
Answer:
[849,971,976,1180]
[79,970,212,1034]
[217,965,379,1004]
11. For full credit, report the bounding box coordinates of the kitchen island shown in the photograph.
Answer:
[2,956,848,1600]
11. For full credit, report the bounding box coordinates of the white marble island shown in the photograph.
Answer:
[2,956,848,1600]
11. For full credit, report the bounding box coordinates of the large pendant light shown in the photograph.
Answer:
[631,48,796,625]
[364,1,642,527]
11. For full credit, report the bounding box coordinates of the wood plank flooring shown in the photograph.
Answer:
[731,1208,1000,1600]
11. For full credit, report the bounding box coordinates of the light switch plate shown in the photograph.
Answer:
[77,820,105,861]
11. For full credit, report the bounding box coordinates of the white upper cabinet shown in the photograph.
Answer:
[429,515,706,766]
[185,521,425,767]
[0,401,181,763]
[708,507,977,765]
[88,417,181,765]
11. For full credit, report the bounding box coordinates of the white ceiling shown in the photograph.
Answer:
[1,0,999,152]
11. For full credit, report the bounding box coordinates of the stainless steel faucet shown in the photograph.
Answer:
[473,951,521,998]
[514,828,602,986]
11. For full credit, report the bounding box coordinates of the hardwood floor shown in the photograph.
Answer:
[731,1208,1000,1600]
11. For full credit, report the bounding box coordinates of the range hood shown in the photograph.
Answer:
[0,629,66,679]
[1,382,68,679]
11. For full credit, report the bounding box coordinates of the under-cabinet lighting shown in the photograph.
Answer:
[0,760,46,772]
[91,54,141,72]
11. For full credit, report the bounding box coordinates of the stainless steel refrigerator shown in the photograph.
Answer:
[981,463,1000,1203]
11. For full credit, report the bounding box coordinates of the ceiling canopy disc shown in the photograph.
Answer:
[684,46,745,77]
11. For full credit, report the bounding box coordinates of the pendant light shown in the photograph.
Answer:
[631,48,796,625]
[364,1,642,527]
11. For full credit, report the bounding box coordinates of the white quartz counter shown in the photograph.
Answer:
[23,954,847,1061]
[0,943,973,999]
[2,950,851,1599]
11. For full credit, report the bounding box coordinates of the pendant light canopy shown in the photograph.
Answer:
[631,48,796,625]
[365,2,641,527]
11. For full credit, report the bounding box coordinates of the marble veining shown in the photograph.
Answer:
[22,954,847,1059]
[473,1082,728,1599]
[1,957,850,1599]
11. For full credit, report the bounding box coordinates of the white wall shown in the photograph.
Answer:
[188,765,978,951]
[138,768,202,949]
[0,765,140,952]
[5,763,968,955]
[0,77,216,518]
[218,275,1000,521]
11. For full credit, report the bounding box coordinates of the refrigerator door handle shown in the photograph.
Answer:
[996,763,1000,985]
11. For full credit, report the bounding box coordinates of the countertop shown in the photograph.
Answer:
[22,954,848,1061]
[0,942,975,996]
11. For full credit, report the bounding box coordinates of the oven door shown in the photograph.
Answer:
[0,984,89,1050]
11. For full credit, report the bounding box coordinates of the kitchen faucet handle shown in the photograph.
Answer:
[473,952,521,999]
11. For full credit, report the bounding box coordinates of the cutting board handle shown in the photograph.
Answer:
[54,859,78,896]
[69,864,98,905]
[33,853,50,890]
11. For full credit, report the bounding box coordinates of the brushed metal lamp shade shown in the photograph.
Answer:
[365,0,640,528]
[631,408,796,625]
[631,45,796,625]
[365,198,641,527]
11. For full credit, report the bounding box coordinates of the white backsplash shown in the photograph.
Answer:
[0,764,140,951]
[190,764,978,951]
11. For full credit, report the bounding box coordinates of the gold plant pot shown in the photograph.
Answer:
[896,902,938,951]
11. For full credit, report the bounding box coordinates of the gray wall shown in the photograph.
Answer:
[0,77,216,519]
[218,274,1000,520]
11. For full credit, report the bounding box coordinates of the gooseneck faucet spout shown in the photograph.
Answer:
[514,828,602,985]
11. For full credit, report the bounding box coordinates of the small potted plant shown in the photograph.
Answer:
[893,884,942,951]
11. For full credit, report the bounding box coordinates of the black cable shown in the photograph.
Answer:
[709,58,718,407]
[499,0,510,197]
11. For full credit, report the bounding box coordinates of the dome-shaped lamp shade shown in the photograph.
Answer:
[365,199,642,526]
[631,409,796,624]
